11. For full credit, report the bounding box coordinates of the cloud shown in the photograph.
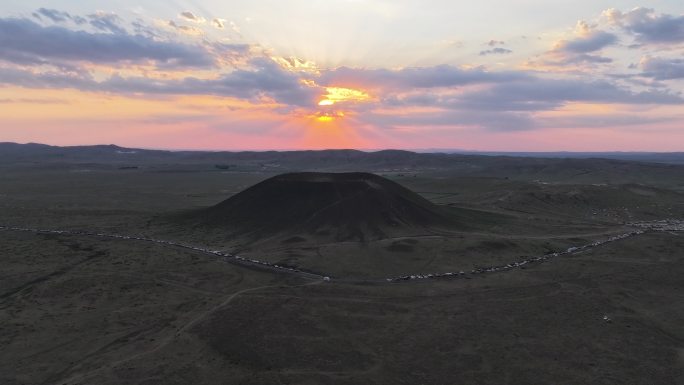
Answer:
[273,56,319,73]
[167,20,204,36]
[322,65,530,89]
[342,66,683,132]
[639,56,684,80]
[604,7,684,43]
[102,58,322,106]
[455,78,683,112]
[363,108,537,131]
[533,21,617,67]
[321,61,682,132]
[180,11,206,24]
[557,53,614,64]
[619,76,668,89]
[0,17,215,68]
[0,58,323,107]
[558,21,617,54]
[480,47,512,56]
[212,18,226,29]
[131,20,162,39]
[381,76,682,112]
[33,8,69,23]
[2,7,682,135]
[554,30,617,54]
[0,67,97,91]
[0,10,309,106]
[208,42,253,65]
[0,97,69,104]
[32,8,85,24]
[87,12,126,34]
[539,114,676,129]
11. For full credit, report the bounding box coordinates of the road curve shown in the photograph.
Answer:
[0,225,328,281]
[1,220,682,284]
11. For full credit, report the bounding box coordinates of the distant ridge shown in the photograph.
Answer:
[2,143,684,185]
[1,142,683,165]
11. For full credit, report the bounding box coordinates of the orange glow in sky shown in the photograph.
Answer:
[311,111,346,123]
[298,111,367,149]
[318,87,371,106]
[1,4,683,151]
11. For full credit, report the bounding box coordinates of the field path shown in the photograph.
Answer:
[51,279,322,385]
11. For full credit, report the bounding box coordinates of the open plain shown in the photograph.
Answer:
[1,144,684,384]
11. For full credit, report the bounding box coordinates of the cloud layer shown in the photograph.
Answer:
[0,17,215,68]
[605,7,684,43]
[1,6,683,146]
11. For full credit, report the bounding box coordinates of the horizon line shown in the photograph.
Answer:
[3,141,683,154]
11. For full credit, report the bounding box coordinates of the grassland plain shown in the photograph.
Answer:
[1,147,683,384]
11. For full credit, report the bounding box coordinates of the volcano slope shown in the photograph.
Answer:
[179,172,588,279]
[190,172,459,242]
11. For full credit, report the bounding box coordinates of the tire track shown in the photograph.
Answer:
[0,250,106,302]
[55,280,322,385]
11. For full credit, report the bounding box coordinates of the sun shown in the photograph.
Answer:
[313,111,346,122]
[313,87,370,122]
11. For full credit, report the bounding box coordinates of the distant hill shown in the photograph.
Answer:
[2,142,684,187]
[0,142,450,168]
[433,150,684,165]
[186,172,457,242]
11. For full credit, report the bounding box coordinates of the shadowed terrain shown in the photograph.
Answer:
[0,143,683,385]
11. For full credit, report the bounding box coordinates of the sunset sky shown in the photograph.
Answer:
[0,1,683,151]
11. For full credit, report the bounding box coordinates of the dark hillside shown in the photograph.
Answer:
[191,172,457,241]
